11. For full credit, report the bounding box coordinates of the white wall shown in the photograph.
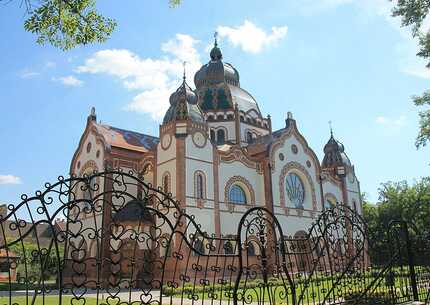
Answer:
[270,133,323,235]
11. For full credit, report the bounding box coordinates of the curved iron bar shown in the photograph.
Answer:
[0,169,388,305]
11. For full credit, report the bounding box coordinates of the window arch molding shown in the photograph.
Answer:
[79,161,100,215]
[79,160,99,177]
[194,171,206,201]
[279,162,317,212]
[224,176,256,207]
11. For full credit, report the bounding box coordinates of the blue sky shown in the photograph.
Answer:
[0,0,429,206]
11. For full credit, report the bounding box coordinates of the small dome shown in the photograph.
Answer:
[210,45,222,61]
[322,135,350,168]
[163,80,205,124]
[169,80,197,106]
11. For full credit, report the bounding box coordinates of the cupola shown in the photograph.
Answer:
[162,76,205,125]
[322,131,351,170]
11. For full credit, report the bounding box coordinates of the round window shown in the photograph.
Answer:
[285,173,305,209]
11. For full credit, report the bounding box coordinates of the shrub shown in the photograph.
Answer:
[344,292,394,305]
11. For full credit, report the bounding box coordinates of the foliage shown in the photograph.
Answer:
[344,292,393,305]
[412,90,430,148]
[6,238,64,282]
[391,0,430,148]
[3,0,181,50]
[363,177,430,263]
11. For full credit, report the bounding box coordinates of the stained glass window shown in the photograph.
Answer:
[247,242,256,256]
[285,173,305,209]
[229,185,247,204]
[196,174,204,199]
[163,174,170,193]
[193,239,205,256]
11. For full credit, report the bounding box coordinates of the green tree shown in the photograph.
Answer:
[2,0,181,51]
[392,1,430,148]
[7,239,64,282]
[362,177,430,263]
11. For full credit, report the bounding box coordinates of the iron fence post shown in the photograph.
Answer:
[403,220,419,301]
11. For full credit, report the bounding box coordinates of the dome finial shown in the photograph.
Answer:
[329,120,333,137]
[182,61,187,81]
[210,32,222,61]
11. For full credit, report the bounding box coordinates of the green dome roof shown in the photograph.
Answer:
[322,135,351,168]
[194,44,240,88]
[163,80,205,124]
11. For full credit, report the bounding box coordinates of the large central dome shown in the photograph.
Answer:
[194,40,262,116]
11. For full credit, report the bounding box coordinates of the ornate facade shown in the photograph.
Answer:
[70,40,362,241]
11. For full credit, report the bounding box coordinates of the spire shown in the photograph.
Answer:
[214,31,218,47]
[182,61,187,82]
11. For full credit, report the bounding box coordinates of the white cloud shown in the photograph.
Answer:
[76,34,202,121]
[217,20,288,54]
[19,69,40,79]
[0,175,22,185]
[127,88,173,121]
[403,66,430,79]
[45,61,56,69]
[376,115,407,129]
[52,75,84,87]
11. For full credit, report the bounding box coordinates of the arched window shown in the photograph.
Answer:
[217,129,225,145]
[229,185,247,204]
[217,114,224,120]
[83,175,97,200]
[163,173,170,194]
[224,241,234,254]
[210,129,216,142]
[193,239,205,256]
[247,241,256,256]
[325,198,336,209]
[285,173,305,209]
[353,200,358,213]
[196,173,204,199]
[247,132,253,143]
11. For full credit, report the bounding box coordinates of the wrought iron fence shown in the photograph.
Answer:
[0,169,428,305]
